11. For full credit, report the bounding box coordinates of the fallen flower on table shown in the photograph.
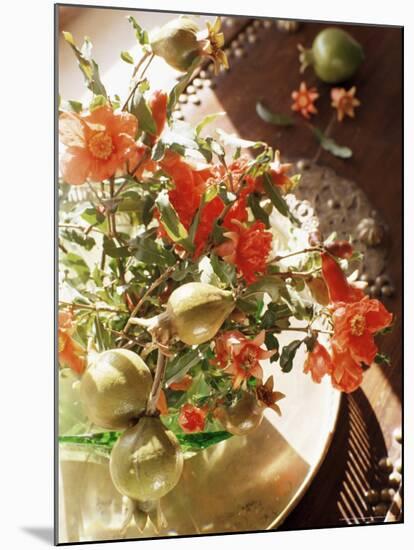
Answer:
[331,86,361,122]
[291,81,319,119]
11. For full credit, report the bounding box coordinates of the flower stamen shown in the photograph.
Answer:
[350,314,366,336]
[88,132,114,160]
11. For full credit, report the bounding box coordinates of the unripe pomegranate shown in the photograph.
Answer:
[132,282,235,346]
[80,349,152,430]
[214,391,264,436]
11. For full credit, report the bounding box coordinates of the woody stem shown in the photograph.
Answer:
[269,247,323,263]
[146,350,167,416]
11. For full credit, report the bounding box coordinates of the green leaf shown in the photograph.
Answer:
[67,100,83,113]
[195,112,225,136]
[262,172,299,226]
[311,126,352,159]
[120,51,134,64]
[280,339,303,373]
[127,16,149,46]
[141,194,155,226]
[89,94,107,111]
[167,57,202,116]
[61,229,95,251]
[151,140,166,161]
[132,236,176,266]
[166,347,206,385]
[210,253,236,286]
[61,252,90,284]
[128,80,157,135]
[264,332,279,363]
[216,128,263,150]
[247,193,270,227]
[176,431,232,452]
[374,352,391,366]
[256,101,295,126]
[103,236,130,258]
[155,190,194,253]
[59,429,232,455]
[62,32,107,98]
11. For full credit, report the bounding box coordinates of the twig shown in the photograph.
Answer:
[122,264,177,336]
[269,326,333,335]
[59,223,103,235]
[269,247,322,263]
[59,301,127,314]
[268,267,322,280]
[121,53,155,111]
[146,349,167,415]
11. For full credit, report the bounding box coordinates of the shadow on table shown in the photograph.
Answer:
[280,388,392,530]
[20,526,54,544]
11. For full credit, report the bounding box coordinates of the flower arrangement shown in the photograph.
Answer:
[58,15,392,533]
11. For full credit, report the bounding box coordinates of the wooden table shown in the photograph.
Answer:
[178,16,403,528]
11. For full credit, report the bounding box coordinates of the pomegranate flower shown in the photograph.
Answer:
[291,81,319,119]
[331,297,393,366]
[215,220,273,284]
[331,86,361,122]
[178,403,207,433]
[330,341,364,393]
[58,311,86,375]
[303,342,333,383]
[59,105,138,185]
[321,253,364,303]
[149,89,168,137]
[226,330,274,389]
[256,376,285,416]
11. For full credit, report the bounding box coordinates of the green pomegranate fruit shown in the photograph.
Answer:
[299,28,364,83]
[215,391,264,436]
[80,349,152,430]
[132,282,235,346]
[110,416,183,502]
[110,416,183,531]
[150,16,201,72]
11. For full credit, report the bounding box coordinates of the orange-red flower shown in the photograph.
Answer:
[213,330,243,369]
[169,374,193,391]
[215,221,273,284]
[225,330,274,388]
[127,144,157,178]
[291,81,319,119]
[325,240,354,259]
[303,342,333,383]
[255,154,294,192]
[157,389,169,416]
[331,297,393,366]
[193,196,225,257]
[330,341,364,393]
[331,86,361,122]
[178,403,207,433]
[321,253,364,303]
[256,376,285,415]
[58,311,86,375]
[59,105,138,185]
[149,90,168,137]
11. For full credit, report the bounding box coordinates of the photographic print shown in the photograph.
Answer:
[56,3,403,544]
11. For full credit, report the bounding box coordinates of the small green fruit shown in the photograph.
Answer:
[215,391,264,436]
[80,349,152,430]
[167,282,235,345]
[110,416,183,502]
[300,28,364,83]
[150,16,201,72]
[132,282,235,346]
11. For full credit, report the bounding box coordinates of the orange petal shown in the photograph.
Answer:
[59,112,85,148]
[60,147,91,185]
